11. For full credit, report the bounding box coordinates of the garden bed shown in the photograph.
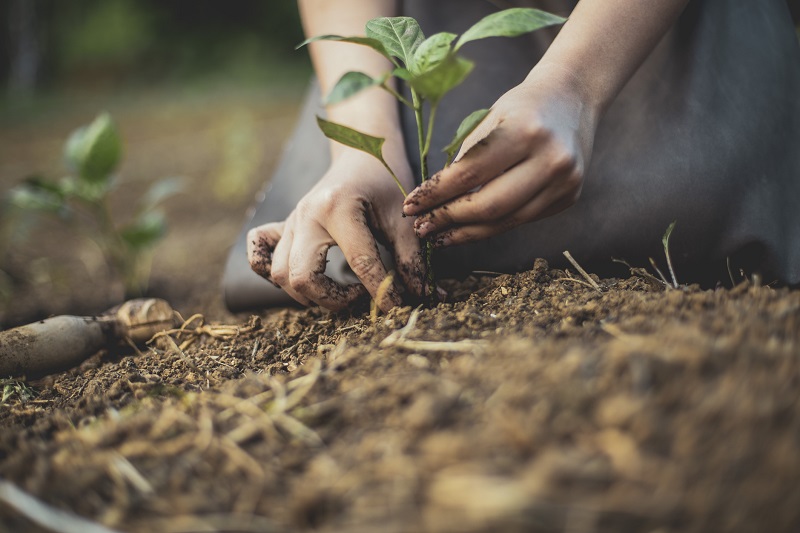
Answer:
[1,260,799,532]
[1,87,799,533]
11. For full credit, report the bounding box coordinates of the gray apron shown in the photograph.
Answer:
[223,0,800,311]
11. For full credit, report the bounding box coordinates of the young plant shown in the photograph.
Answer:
[300,8,566,302]
[1,378,37,406]
[7,113,180,297]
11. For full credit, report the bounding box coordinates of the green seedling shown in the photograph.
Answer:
[299,8,566,302]
[7,113,180,297]
[1,378,37,406]
[614,221,680,290]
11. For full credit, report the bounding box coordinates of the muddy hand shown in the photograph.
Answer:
[402,69,598,247]
[248,152,423,312]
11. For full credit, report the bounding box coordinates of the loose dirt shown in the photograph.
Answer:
[1,260,799,532]
[2,86,799,532]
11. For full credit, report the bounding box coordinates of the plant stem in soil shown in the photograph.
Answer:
[412,91,436,304]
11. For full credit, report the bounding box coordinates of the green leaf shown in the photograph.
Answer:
[408,54,474,105]
[325,71,385,106]
[139,177,183,212]
[411,32,456,75]
[365,17,424,67]
[316,117,408,197]
[296,35,392,62]
[2,385,12,404]
[455,8,566,50]
[8,177,69,215]
[71,176,113,203]
[64,125,88,173]
[392,67,412,81]
[64,112,122,185]
[662,220,677,249]
[120,210,166,250]
[24,175,65,197]
[443,108,491,164]
[316,116,387,164]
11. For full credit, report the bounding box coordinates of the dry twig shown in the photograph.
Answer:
[380,308,488,354]
[562,251,602,292]
[0,480,122,533]
[648,258,673,289]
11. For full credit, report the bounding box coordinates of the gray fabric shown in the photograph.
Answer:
[223,0,800,312]
[222,82,348,310]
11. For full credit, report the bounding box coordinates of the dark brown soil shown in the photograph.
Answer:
[2,87,800,532]
[1,259,799,533]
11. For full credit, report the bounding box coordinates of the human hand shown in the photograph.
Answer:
[402,68,599,247]
[247,150,422,312]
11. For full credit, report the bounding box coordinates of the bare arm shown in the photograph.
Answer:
[247,1,422,311]
[403,0,691,245]
[536,0,690,113]
[298,0,408,166]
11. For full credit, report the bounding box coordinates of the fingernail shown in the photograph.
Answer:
[415,221,434,236]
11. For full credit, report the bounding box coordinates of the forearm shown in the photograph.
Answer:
[298,0,406,161]
[532,0,690,114]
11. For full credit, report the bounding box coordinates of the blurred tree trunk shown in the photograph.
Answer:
[7,0,42,95]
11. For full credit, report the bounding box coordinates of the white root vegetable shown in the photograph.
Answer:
[0,298,177,379]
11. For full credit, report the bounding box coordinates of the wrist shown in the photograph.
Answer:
[521,63,604,124]
[331,140,414,187]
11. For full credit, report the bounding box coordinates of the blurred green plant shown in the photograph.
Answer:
[6,113,180,297]
[58,0,152,70]
[0,0,309,93]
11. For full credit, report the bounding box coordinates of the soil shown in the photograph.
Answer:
[1,87,800,532]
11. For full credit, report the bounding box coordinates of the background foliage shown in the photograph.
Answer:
[0,1,310,325]
[0,0,308,94]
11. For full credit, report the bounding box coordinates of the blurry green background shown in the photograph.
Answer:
[0,0,309,98]
[0,1,312,326]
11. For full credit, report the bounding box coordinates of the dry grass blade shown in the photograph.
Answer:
[0,480,122,533]
[159,335,199,371]
[662,220,679,288]
[648,258,673,289]
[600,322,639,342]
[380,308,487,353]
[380,307,421,347]
[149,313,247,351]
[109,453,154,495]
[218,434,268,479]
[612,258,668,288]
[562,251,602,292]
[387,338,487,354]
[371,271,395,323]
[283,359,322,411]
[218,389,276,422]
[557,275,600,291]
[211,393,280,442]
[271,412,325,448]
